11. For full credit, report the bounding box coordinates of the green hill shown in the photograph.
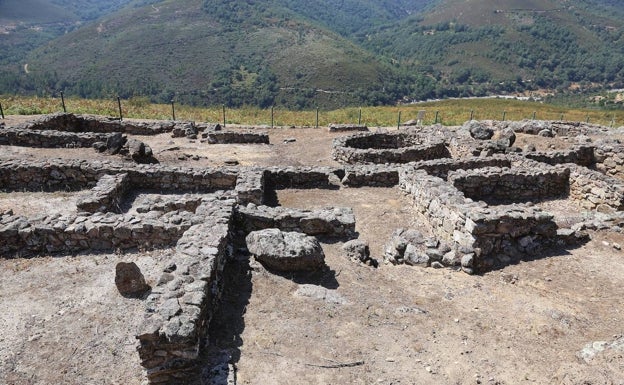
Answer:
[3,0,412,108]
[2,0,624,107]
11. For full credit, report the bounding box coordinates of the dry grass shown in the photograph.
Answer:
[1,95,622,127]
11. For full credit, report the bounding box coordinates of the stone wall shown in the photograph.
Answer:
[235,168,267,205]
[448,166,570,204]
[568,163,624,213]
[0,127,118,148]
[524,145,594,167]
[76,173,130,213]
[399,168,559,273]
[341,165,399,187]
[136,197,235,384]
[203,131,269,144]
[493,119,610,136]
[265,166,342,190]
[328,124,368,132]
[0,207,196,257]
[236,204,356,239]
[412,156,511,179]
[14,113,177,135]
[332,132,450,164]
[593,141,624,180]
[0,159,237,192]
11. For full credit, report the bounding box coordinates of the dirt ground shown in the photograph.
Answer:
[1,116,623,385]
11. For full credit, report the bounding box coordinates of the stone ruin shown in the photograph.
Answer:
[3,114,624,383]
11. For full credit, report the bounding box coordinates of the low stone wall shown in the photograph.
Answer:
[568,163,624,213]
[411,156,511,179]
[332,132,450,164]
[203,131,269,144]
[265,166,342,190]
[0,207,197,257]
[524,145,595,167]
[76,173,130,213]
[493,119,610,136]
[399,168,559,273]
[0,127,118,148]
[0,159,237,192]
[328,124,368,132]
[448,166,570,204]
[594,141,624,180]
[235,168,266,205]
[136,197,235,384]
[236,204,356,239]
[14,113,177,135]
[341,165,399,187]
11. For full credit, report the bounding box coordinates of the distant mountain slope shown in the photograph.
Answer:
[0,0,133,65]
[2,0,624,107]
[6,0,407,108]
[363,0,624,98]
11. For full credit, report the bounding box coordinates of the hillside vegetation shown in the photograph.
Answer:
[1,0,624,109]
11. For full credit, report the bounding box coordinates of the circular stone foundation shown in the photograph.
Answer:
[332,132,450,164]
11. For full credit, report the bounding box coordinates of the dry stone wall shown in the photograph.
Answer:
[333,132,450,164]
[0,159,238,192]
[236,204,356,239]
[448,166,570,204]
[14,113,177,135]
[0,127,119,148]
[399,168,559,273]
[136,197,235,384]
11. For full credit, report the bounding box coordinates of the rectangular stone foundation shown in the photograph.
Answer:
[400,168,559,273]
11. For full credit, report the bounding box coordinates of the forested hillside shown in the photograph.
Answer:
[2,0,624,108]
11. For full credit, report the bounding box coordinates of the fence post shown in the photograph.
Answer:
[271,106,274,128]
[532,111,536,120]
[502,110,506,121]
[586,115,590,123]
[222,105,226,128]
[0,101,4,119]
[316,107,319,128]
[470,110,474,121]
[358,108,362,125]
[434,110,439,124]
[397,111,401,129]
[61,91,67,113]
[611,114,615,128]
[560,113,564,121]
[171,100,176,121]
[117,96,123,121]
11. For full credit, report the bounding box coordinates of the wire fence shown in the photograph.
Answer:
[1,95,622,128]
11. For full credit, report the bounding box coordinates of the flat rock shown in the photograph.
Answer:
[294,284,347,305]
[246,228,325,271]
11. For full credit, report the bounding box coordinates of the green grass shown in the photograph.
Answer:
[1,95,623,127]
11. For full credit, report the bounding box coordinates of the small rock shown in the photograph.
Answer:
[115,262,150,298]
[431,261,444,269]
[613,243,622,250]
[283,137,296,143]
[461,253,474,268]
[224,159,239,166]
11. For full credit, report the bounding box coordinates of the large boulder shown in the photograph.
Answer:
[246,229,325,271]
[464,120,494,140]
[126,138,158,164]
[495,127,516,147]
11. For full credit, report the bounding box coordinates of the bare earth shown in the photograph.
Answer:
[1,117,623,385]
